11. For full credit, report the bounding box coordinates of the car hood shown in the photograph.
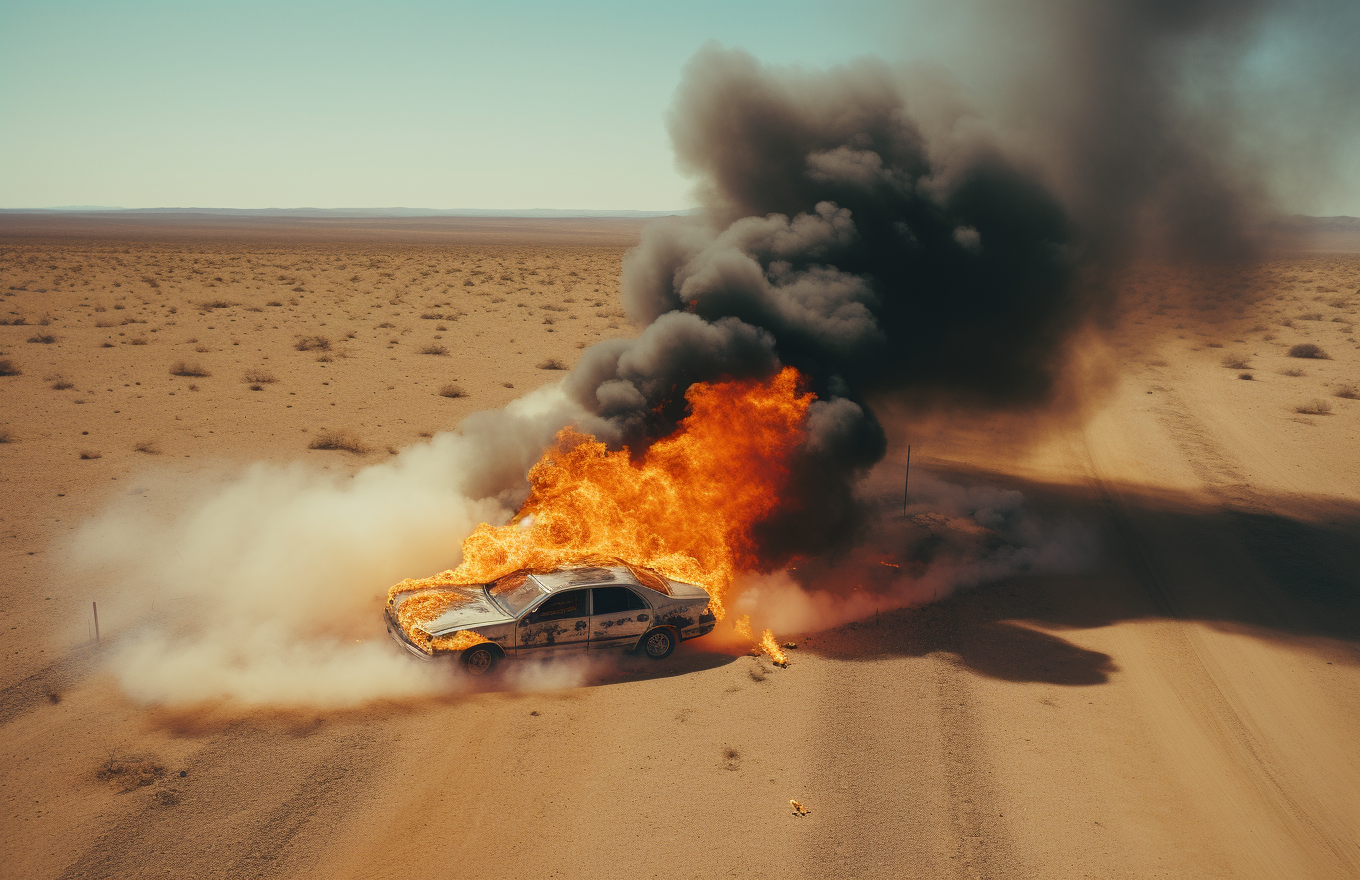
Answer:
[390,586,514,636]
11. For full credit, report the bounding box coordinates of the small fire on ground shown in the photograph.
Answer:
[387,368,813,661]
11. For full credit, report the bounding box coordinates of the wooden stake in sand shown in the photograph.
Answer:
[93,601,100,643]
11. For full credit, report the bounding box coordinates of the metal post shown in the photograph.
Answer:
[903,445,912,515]
[93,602,100,643]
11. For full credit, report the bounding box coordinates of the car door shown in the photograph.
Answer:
[516,589,590,659]
[588,586,651,651]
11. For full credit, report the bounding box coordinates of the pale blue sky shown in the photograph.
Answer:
[1,0,1355,214]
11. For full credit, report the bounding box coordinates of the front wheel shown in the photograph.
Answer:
[641,628,676,660]
[462,645,501,676]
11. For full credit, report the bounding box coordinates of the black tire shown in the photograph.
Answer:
[462,644,501,676]
[641,627,676,660]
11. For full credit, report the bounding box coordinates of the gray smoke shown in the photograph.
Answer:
[550,4,1355,561]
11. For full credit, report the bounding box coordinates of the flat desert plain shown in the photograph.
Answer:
[1,214,1358,879]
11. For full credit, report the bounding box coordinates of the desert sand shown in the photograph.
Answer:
[1,214,1357,879]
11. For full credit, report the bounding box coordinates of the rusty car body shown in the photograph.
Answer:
[385,563,717,675]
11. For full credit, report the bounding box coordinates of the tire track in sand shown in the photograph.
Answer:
[57,724,380,880]
[1083,391,1359,876]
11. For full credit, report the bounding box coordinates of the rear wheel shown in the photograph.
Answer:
[641,628,676,660]
[463,645,501,676]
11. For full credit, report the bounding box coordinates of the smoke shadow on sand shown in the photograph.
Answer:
[787,462,1360,686]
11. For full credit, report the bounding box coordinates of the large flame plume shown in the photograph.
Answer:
[388,367,815,638]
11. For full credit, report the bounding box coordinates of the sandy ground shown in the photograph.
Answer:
[1,215,1358,879]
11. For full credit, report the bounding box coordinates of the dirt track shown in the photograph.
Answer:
[1,217,1357,878]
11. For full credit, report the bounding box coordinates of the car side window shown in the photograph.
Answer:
[592,586,647,615]
[534,589,589,621]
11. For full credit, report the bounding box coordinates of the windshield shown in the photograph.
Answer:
[487,572,546,616]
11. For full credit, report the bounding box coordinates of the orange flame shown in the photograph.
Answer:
[388,367,814,635]
[760,629,789,667]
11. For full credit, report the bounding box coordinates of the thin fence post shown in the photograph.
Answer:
[93,601,100,644]
[903,444,912,516]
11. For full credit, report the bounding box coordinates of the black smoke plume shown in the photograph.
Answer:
[562,46,1082,561]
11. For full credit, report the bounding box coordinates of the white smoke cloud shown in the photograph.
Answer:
[65,384,592,709]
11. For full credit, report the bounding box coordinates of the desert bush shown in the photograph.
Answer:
[420,344,449,356]
[50,375,74,390]
[537,358,568,370]
[0,316,27,326]
[27,334,56,344]
[1238,373,1253,380]
[438,383,467,398]
[80,450,102,460]
[420,312,443,320]
[243,369,277,384]
[295,335,331,352]
[169,361,210,377]
[199,299,235,310]
[1334,384,1359,400]
[1279,367,1305,377]
[1287,343,1329,359]
[0,359,21,377]
[133,440,160,454]
[1221,354,1251,369]
[1294,399,1332,415]
[128,337,149,345]
[0,429,12,443]
[308,430,369,453]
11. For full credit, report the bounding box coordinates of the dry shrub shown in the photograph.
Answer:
[50,375,74,390]
[0,316,27,326]
[1238,372,1253,380]
[199,299,235,309]
[0,429,13,443]
[438,383,467,398]
[1294,399,1333,415]
[128,337,149,346]
[27,333,56,344]
[307,429,369,453]
[98,755,165,792]
[295,335,331,352]
[243,369,277,384]
[536,357,567,370]
[170,361,210,377]
[1334,384,1359,400]
[80,450,102,460]
[420,344,449,356]
[1221,354,1251,370]
[1287,343,1329,359]
[0,359,21,377]
[133,440,160,454]
[1279,367,1305,377]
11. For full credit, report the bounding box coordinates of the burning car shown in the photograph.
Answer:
[385,562,717,675]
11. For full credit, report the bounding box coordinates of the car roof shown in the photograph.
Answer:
[529,565,636,592]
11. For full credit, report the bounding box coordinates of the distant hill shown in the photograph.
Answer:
[1271,214,1360,233]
